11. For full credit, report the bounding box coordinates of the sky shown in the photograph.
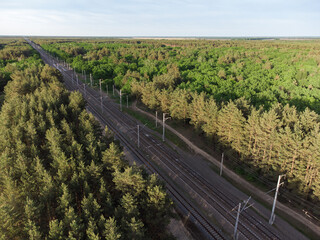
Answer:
[0,0,319,37]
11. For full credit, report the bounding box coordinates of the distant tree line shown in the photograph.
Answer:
[0,39,174,240]
[36,38,320,113]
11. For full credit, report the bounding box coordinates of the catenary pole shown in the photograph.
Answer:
[234,203,241,240]
[99,79,103,112]
[120,89,122,111]
[220,152,224,176]
[233,196,253,240]
[137,125,140,148]
[162,113,165,141]
[269,175,285,225]
[162,113,170,142]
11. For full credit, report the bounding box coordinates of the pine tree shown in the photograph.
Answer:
[300,108,319,134]
[144,184,173,238]
[87,160,102,188]
[58,184,72,216]
[86,219,100,240]
[169,88,190,121]
[244,107,262,157]
[189,92,206,129]
[217,101,245,153]
[157,89,172,113]
[120,193,139,219]
[0,173,26,239]
[253,106,280,168]
[141,82,159,109]
[99,178,113,217]
[46,127,68,172]
[113,166,146,197]
[103,217,121,240]
[280,125,303,177]
[81,193,102,223]
[48,219,64,240]
[102,142,125,172]
[202,97,219,137]
[68,91,86,118]
[302,124,320,198]
[125,217,145,240]
[25,198,42,240]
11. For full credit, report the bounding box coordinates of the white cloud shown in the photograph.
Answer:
[0,0,319,36]
[0,9,117,36]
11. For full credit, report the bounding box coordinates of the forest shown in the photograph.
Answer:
[0,39,42,106]
[0,39,174,239]
[34,38,320,217]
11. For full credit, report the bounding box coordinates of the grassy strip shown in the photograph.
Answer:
[123,107,190,151]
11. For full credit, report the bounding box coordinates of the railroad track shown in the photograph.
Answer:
[68,71,281,239]
[64,68,227,240]
[28,39,285,240]
[85,93,226,240]
[64,68,279,240]
[27,40,227,240]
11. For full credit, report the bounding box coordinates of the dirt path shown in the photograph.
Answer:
[131,101,320,239]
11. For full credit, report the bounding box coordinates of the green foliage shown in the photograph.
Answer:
[0,39,41,100]
[32,37,320,221]
[0,39,174,240]
[169,88,190,120]
[113,166,146,197]
[104,217,121,240]
[34,38,320,113]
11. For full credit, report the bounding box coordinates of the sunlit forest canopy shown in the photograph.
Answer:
[36,38,320,113]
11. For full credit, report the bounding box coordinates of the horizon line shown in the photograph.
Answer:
[1,35,320,39]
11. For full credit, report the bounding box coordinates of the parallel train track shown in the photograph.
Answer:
[28,40,226,239]
[28,39,285,240]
